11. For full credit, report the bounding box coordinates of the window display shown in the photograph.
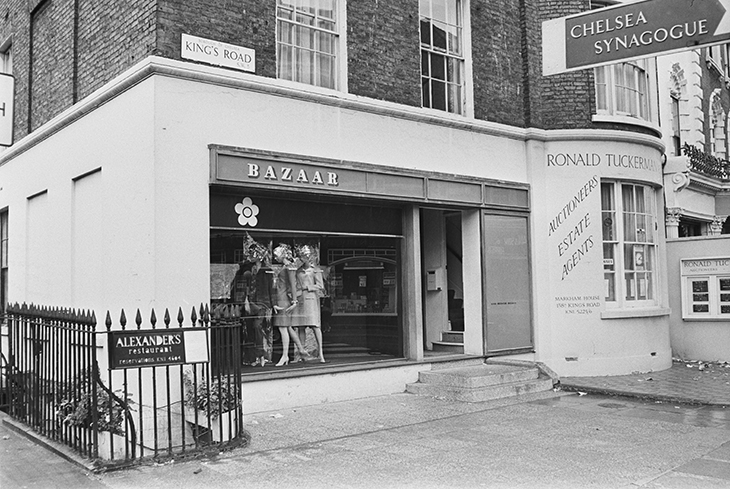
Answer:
[210,231,402,371]
[681,258,730,319]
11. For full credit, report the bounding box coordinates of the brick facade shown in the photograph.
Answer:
[0,0,653,144]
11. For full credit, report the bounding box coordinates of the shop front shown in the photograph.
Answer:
[207,146,532,386]
[529,133,672,376]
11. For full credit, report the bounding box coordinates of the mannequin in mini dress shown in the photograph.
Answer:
[294,245,326,363]
[271,244,312,366]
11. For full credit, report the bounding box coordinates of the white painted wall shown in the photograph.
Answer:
[667,236,730,362]
[528,134,672,376]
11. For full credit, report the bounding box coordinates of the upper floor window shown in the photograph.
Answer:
[602,182,658,308]
[419,0,465,115]
[0,45,11,74]
[710,90,726,159]
[276,0,341,90]
[670,95,681,156]
[595,59,650,121]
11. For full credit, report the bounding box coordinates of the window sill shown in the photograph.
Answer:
[682,316,730,322]
[592,114,661,134]
[600,307,671,319]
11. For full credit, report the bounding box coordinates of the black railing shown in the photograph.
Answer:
[1,302,244,465]
[682,143,730,181]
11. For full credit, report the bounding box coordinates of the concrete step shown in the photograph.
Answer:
[405,377,555,403]
[441,331,464,343]
[417,364,539,389]
[432,341,464,353]
[429,357,486,370]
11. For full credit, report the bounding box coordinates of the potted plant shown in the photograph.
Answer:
[56,370,134,459]
[183,373,241,443]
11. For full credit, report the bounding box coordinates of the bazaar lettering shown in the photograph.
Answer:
[247,163,339,187]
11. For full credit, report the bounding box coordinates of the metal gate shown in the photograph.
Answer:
[0,303,244,464]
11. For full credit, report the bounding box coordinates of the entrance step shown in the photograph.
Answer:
[431,340,464,353]
[406,364,555,402]
[441,331,463,343]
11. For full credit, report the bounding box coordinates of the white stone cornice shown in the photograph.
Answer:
[0,56,667,166]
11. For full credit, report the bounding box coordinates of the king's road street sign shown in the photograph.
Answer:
[543,0,730,75]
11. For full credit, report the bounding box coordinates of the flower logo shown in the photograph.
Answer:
[235,197,259,227]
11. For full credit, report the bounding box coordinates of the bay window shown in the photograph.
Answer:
[595,59,651,122]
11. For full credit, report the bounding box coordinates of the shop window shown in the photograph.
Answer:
[595,59,651,122]
[276,0,342,90]
[681,258,730,319]
[209,195,403,371]
[601,181,658,307]
[419,0,465,115]
[1,209,7,315]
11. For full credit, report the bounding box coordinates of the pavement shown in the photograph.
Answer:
[560,358,730,406]
[3,358,730,488]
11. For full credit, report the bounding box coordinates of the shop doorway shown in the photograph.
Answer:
[421,209,465,354]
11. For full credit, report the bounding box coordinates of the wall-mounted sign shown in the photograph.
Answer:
[543,0,730,75]
[108,328,209,369]
[181,33,255,73]
[0,74,14,146]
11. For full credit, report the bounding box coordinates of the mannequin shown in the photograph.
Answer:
[293,244,326,363]
[271,244,312,366]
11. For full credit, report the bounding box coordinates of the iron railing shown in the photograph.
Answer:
[0,302,244,465]
[682,143,730,181]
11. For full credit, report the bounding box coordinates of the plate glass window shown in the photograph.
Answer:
[276,0,339,89]
[419,0,464,114]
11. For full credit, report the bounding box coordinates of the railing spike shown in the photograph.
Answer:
[105,311,112,330]
[120,309,127,329]
[177,307,184,327]
[190,306,197,326]
[135,308,142,328]
[150,308,157,328]
[163,308,170,327]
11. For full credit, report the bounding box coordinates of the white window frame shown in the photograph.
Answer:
[681,259,730,319]
[419,0,470,116]
[1,209,7,315]
[275,0,347,92]
[601,181,659,309]
[594,59,658,130]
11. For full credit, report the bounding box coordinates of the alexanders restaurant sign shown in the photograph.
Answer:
[108,328,209,369]
[543,0,730,75]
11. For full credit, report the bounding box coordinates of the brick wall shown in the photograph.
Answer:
[157,0,276,79]
[530,0,595,130]
[29,0,75,132]
[471,0,525,126]
[0,0,656,142]
[76,0,157,101]
[346,0,421,108]
[0,0,157,141]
